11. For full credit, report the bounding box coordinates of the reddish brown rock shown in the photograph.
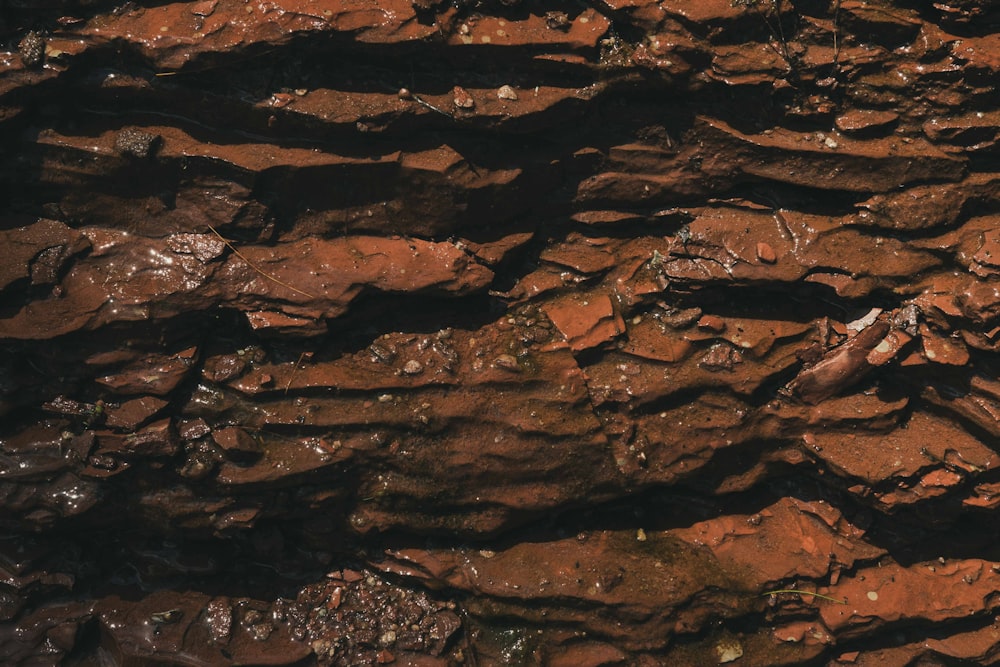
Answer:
[0,219,91,291]
[835,109,900,135]
[1,0,999,664]
[543,292,625,351]
[787,321,891,405]
[104,396,169,431]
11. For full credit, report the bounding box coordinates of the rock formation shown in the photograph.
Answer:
[1,0,999,664]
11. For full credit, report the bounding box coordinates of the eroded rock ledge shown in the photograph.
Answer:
[2,0,999,664]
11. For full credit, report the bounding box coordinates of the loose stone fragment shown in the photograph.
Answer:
[697,315,726,332]
[493,354,519,371]
[18,31,45,67]
[865,330,912,366]
[497,85,518,101]
[453,86,475,109]
[545,11,571,30]
[716,640,744,663]
[115,127,161,158]
[402,360,424,375]
[756,241,777,264]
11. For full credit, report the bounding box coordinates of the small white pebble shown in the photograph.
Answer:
[494,354,519,371]
[497,84,518,101]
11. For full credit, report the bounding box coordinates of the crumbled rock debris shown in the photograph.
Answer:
[17,31,45,67]
[114,127,161,158]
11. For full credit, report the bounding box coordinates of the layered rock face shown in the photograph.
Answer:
[2,0,1000,664]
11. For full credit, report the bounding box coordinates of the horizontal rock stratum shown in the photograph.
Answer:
[2,0,1000,665]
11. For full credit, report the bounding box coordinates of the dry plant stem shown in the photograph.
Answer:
[410,92,454,119]
[154,49,278,77]
[739,0,794,71]
[832,0,841,71]
[205,224,316,299]
[761,589,847,604]
[773,0,788,59]
[284,352,310,394]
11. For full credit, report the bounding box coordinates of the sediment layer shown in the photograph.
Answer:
[2,0,1000,664]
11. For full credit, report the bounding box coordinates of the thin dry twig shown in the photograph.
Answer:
[760,589,847,604]
[735,0,796,73]
[284,351,311,394]
[832,0,842,72]
[205,224,316,299]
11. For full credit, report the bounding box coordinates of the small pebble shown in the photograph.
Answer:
[453,86,475,109]
[697,315,726,332]
[545,11,570,30]
[497,85,518,101]
[191,0,218,17]
[756,241,777,264]
[493,354,519,371]
[402,360,423,375]
[270,93,295,108]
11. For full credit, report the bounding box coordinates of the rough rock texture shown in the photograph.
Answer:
[2,0,1000,664]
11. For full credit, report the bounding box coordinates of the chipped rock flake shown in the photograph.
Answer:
[497,85,518,100]
[716,639,744,663]
[493,354,519,371]
[543,293,625,352]
[755,241,777,263]
[452,86,475,109]
[190,0,218,17]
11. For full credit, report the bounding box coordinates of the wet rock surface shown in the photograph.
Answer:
[1,0,1000,664]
